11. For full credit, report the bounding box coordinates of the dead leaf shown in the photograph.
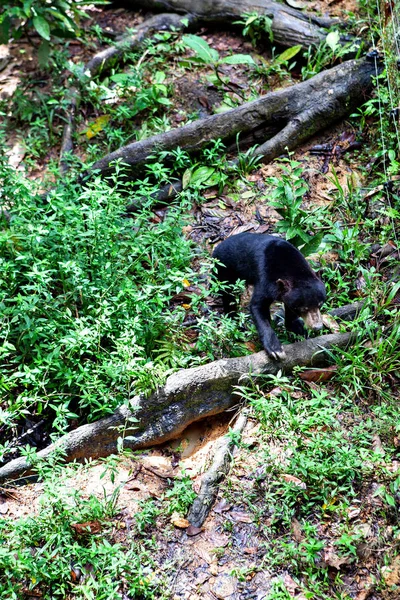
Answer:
[0,75,20,99]
[355,575,375,600]
[355,590,373,600]
[372,435,385,454]
[171,514,190,529]
[280,474,306,489]
[299,366,337,383]
[245,341,258,352]
[213,573,237,598]
[208,531,230,547]
[375,241,398,259]
[71,520,102,535]
[230,224,256,236]
[209,563,219,575]
[283,573,299,594]
[230,510,253,523]
[6,141,26,168]
[347,506,361,520]
[286,0,306,7]
[85,115,110,139]
[124,480,143,491]
[0,45,11,71]
[322,314,340,333]
[382,556,400,586]
[244,547,258,554]
[187,525,203,536]
[198,95,212,110]
[322,546,351,570]
[196,546,213,565]
[213,499,231,513]
[291,517,303,542]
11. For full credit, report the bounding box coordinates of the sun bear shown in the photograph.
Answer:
[212,232,326,360]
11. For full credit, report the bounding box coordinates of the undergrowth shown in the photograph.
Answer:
[0,156,253,460]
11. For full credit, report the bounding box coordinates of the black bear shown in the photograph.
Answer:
[212,232,326,360]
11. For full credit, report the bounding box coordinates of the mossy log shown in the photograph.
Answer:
[0,326,358,485]
[91,59,378,178]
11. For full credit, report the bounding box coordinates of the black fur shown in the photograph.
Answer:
[212,233,326,360]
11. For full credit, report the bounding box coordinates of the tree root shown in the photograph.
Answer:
[0,322,359,485]
[90,58,379,178]
[188,409,248,527]
[128,0,342,48]
[85,12,191,78]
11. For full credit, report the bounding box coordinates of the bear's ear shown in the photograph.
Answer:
[276,279,292,293]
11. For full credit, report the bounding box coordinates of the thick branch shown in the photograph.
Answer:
[0,329,357,484]
[91,59,378,178]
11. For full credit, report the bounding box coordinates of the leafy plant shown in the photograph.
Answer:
[0,458,159,599]
[255,45,302,82]
[265,159,325,255]
[0,156,221,449]
[0,0,100,66]
[135,499,160,535]
[301,31,361,80]
[164,471,196,515]
[235,11,274,46]
[181,34,255,95]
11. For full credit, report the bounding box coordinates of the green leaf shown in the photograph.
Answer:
[189,166,216,185]
[300,232,324,256]
[276,45,302,64]
[182,169,191,190]
[23,0,34,17]
[385,494,396,507]
[110,73,131,84]
[0,14,11,44]
[182,34,219,64]
[156,97,171,106]
[33,15,51,40]
[38,40,50,68]
[220,53,256,66]
[325,31,341,53]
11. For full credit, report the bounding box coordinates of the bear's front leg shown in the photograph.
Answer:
[284,307,308,338]
[250,296,286,361]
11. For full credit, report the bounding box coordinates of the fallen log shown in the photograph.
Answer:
[128,0,342,48]
[0,329,357,484]
[188,409,248,527]
[90,58,379,178]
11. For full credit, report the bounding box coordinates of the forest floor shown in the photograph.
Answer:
[1,1,400,599]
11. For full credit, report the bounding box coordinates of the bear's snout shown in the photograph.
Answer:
[302,308,324,331]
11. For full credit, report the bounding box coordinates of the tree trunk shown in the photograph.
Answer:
[90,58,377,178]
